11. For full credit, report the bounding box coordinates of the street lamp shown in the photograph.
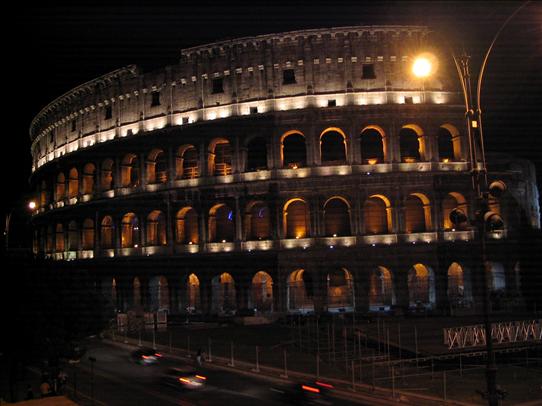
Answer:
[413,2,530,405]
[3,199,37,251]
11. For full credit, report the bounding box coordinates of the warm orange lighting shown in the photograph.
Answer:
[367,158,378,165]
[442,158,450,163]
[195,375,207,380]
[471,120,478,128]
[179,377,191,383]
[302,385,320,393]
[412,53,436,78]
[315,381,334,389]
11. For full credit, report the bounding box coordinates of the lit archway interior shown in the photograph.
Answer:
[408,263,435,308]
[187,273,201,313]
[287,269,314,312]
[324,197,351,236]
[176,207,199,244]
[251,271,273,312]
[212,272,236,314]
[369,266,395,310]
[327,268,354,311]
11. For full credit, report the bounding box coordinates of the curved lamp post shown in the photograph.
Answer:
[412,2,531,405]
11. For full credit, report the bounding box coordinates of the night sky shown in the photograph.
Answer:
[7,0,541,216]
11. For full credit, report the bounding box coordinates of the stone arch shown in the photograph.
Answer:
[150,275,170,311]
[364,194,392,234]
[100,216,115,249]
[121,213,140,248]
[209,203,235,242]
[283,198,309,239]
[55,172,66,201]
[320,127,347,164]
[208,138,232,176]
[81,218,94,250]
[442,192,468,230]
[287,269,314,313]
[82,163,96,194]
[146,148,168,184]
[323,196,351,236]
[405,193,432,233]
[40,180,50,208]
[67,220,78,250]
[439,124,462,161]
[246,136,268,171]
[68,167,79,198]
[212,272,236,314]
[146,210,167,246]
[360,125,386,163]
[399,124,425,162]
[186,273,201,313]
[327,268,354,311]
[121,153,140,187]
[175,207,199,244]
[245,201,271,240]
[101,159,115,190]
[250,271,273,312]
[281,130,306,168]
[447,262,469,304]
[408,263,436,309]
[177,144,199,179]
[369,266,395,310]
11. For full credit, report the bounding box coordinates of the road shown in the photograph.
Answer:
[58,339,369,405]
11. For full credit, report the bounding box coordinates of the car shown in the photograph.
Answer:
[160,366,207,390]
[270,380,334,405]
[131,347,162,365]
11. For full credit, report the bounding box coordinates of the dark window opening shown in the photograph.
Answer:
[321,131,346,164]
[327,99,336,107]
[282,69,296,85]
[212,78,224,94]
[182,117,189,125]
[283,133,306,168]
[362,64,376,79]
[250,106,258,114]
[104,105,112,120]
[360,129,384,163]
[71,120,76,132]
[438,128,454,161]
[246,137,267,171]
[49,131,55,144]
[399,129,421,162]
[151,91,161,107]
[404,96,413,104]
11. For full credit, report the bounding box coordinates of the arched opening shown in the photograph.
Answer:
[487,262,506,292]
[101,159,115,190]
[209,204,235,242]
[437,127,454,162]
[150,275,170,311]
[177,145,199,179]
[251,271,273,313]
[447,262,465,303]
[121,153,140,187]
[323,197,351,236]
[55,223,64,252]
[82,218,94,250]
[246,137,268,171]
[176,207,199,244]
[364,195,392,234]
[187,273,201,313]
[100,216,114,249]
[111,278,118,311]
[46,225,54,253]
[68,168,79,198]
[287,269,314,312]
[40,180,50,208]
[369,266,395,311]
[442,192,468,230]
[399,126,422,162]
[245,202,271,240]
[121,213,140,248]
[82,163,96,194]
[283,199,309,239]
[209,138,232,176]
[282,131,306,168]
[440,124,461,161]
[67,220,78,251]
[55,172,66,201]
[146,210,167,246]
[405,194,431,233]
[408,264,435,309]
[327,268,354,311]
[320,128,347,164]
[146,149,168,184]
[360,127,385,164]
[212,273,236,314]
[133,277,142,309]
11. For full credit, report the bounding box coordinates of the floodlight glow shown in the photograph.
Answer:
[412,57,432,77]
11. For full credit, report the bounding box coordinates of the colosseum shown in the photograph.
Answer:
[28,25,540,318]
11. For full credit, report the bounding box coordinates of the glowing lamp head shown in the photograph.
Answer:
[412,57,432,77]
[28,201,37,210]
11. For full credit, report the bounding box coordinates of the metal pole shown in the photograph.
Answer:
[152,327,156,349]
[391,366,395,399]
[398,323,402,363]
[316,353,320,378]
[255,346,260,372]
[352,360,356,392]
[372,360,375,391]
[344,327,348,371]
[443,370,447,402]
[460,352,463,376]
[415,326,419,368]
[187,336,190,356]
[138,328,142,346]
[229,341,235,367]
[169,330,172,353]
[208,338,212,363]
[282,349,288,378]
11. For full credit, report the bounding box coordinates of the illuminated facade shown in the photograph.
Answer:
[29,26,539,316]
